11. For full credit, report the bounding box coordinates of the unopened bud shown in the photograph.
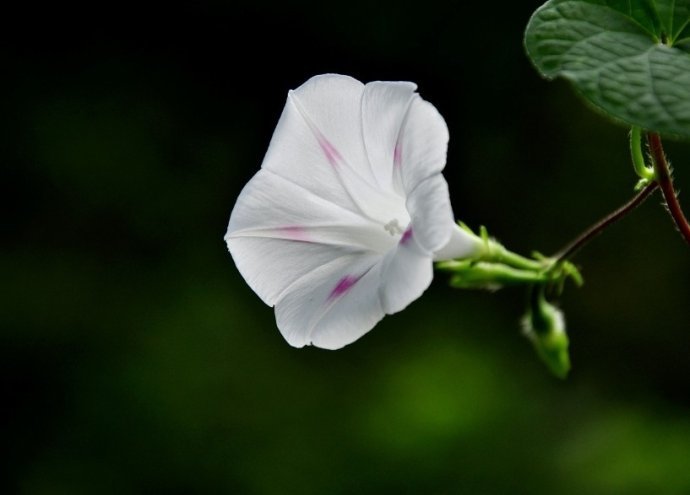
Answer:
[522,286,570,378]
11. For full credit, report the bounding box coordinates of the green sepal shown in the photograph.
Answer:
[442,261,550,291]
[438,224,584,293]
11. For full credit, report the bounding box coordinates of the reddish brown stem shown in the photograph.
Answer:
[647,132,690,247]
[555,181,659,261]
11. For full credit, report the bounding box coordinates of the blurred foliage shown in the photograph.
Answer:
[2,1,690,494]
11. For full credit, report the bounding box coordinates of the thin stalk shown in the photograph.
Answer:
[555,182,659,261]
[630,127,655,180]
[647,132,690,246]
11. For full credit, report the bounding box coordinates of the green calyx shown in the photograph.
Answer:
[437,224,580,378]
[437,224,583,293]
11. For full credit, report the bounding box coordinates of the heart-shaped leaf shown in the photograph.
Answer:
[525,0,690,137]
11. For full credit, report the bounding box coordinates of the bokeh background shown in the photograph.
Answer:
[4,2,690,494]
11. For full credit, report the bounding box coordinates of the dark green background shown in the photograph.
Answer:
[3,2,690,494]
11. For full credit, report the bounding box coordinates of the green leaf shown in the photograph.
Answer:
[525,0,690,137]
[656,0,690,41]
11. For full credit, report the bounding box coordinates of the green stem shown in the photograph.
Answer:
[647,132,690,247]
[630,126,655,181]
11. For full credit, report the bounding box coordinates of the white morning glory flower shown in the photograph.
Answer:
[225,74,481,349]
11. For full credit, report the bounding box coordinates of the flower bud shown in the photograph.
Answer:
[522,286,570,378]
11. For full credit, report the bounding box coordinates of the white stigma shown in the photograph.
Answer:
[384,219,404,236]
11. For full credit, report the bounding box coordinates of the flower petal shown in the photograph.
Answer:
[263,74,405,225]
[274,253,385,349]
[227,169,396,254]
[379,239,434,314]
[288,74,376,185]
[226,166,404,306]
[433,224,482,261]
[405,174,455,253]
[227,236,359,307]
[361,81,418,193]
[397,96,450,194]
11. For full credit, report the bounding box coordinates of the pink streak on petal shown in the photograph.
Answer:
[328,275,361,300]
[279,226,310,242]
[317,134,342,167]
[393,140,403,168]
[400,227,413,245]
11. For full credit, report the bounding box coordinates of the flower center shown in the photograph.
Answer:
[366,199,411,253]
[383,219,404,236]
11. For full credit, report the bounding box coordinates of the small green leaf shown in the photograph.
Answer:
[525,0,690,137]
